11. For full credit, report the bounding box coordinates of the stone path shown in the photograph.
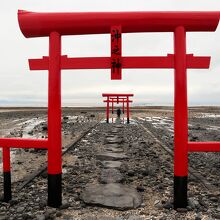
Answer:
[81,124,142,210]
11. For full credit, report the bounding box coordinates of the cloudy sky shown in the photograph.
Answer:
[1,0,220,106]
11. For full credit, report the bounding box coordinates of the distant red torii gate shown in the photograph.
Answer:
[102,93,133,123]
[0,10,218,209]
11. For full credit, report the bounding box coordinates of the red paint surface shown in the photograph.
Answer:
[0,138,48,148]
[112,100,114,113]
[47,32,62,175]
[18,10,219,38]
[126,97,130,120]
[174,26,188,176]
[3,148,10,172]
[106,96,110,121]
[29,55,210,70]
[102,94,133,97]
[104,100,132,103]
[111,25,122,80]
[188,142,220,152]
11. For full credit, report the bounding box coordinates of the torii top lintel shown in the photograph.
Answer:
[18,10,220,38]
[102,94,134,97]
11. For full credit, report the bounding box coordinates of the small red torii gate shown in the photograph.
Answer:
[0,10,219,209]
[102,93,133,123]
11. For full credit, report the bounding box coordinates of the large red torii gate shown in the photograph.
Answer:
[0,10,218,209]
[102,93,133,123]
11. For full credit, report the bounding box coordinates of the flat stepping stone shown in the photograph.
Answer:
[105,135,116,138]
[104,143,122,148]
[81,183,142,210]
[83,216,118,220]
[105,137,123,144]
[114,125,124,128]
[100,168,124,183]
[96,152,128,161]
[111,130,119,134]
[101,161,122,169]
[105,146,124,153]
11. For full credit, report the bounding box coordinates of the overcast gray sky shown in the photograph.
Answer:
[1,0,220,107]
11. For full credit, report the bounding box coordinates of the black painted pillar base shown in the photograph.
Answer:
[174,176,187,209]
[127,118,130,124]
[106,118,109,123]
[48,174,62,208]
[3,172,12,202]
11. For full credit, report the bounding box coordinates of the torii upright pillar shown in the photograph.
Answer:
[47,32,62,208]
[106,96,110,123]
[126,96,130,123]
[173,26,188,209]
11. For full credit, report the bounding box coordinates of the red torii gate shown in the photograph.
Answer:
[102,93,133,123]
[0,10,217,209]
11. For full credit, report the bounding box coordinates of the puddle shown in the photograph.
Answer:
[138,116,174,132]
[18,118,46,139]
[196,113,220,118]
[207,125,220,131]
[143,116,173,127]
[64,115,91,124]
[101,118,137,125]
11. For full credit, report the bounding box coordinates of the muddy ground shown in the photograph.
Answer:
[0,107,219,220]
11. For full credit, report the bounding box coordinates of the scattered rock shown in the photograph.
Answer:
[163,202,173,209]
[127,170,135,177]
[36,215,46,220]
[176,208,188,213]
[212,213,220,219]
[17,206,25,213]
[41,125,48,131]
[128,216,145,220]
[188,198,200,209]
[60,201,70,209]
[195,213,202,220]
[136,185,145,192]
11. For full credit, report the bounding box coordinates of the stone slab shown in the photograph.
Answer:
[100,168,124,183]
[105,135,116,138]
[111,130,119,134]
[101,161,122,169]
[104,144,122,148]
[81,183,142,210]
[105,137,124,144]
[105,146,124,153]
[96,152,128,161]
[114,125,124,128]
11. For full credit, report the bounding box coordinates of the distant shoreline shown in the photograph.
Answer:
[0,106,220,113]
